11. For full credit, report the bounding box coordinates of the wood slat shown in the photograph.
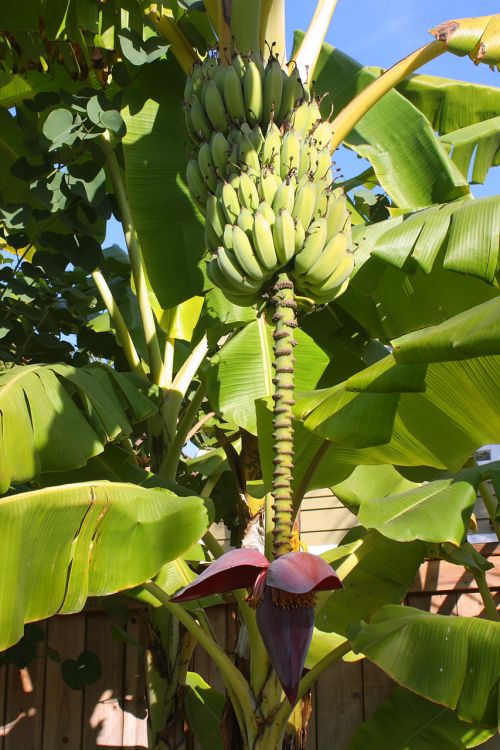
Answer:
[82,612,125,749]
[42,615,85,750]
[122,614,148,749]
[305,684,317,750]
[361,660,394,721]
[4,621,46,750]
[299,507,358,533]
[409,550,500,594]
[0,664,7,750]
[456,590,500,618]
[407,592,458,616]
[315,659,363,750]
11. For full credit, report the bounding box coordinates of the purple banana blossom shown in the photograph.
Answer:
[171,549,342,704]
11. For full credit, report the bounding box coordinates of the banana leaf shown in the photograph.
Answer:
[206,318,328,434]
[122,59,206,309]
[368,70,500,135]
[0,481,211,650]
[441,117,500,184]
[392,297,500,363]
[349,605,500,726]
[0,363,156,492]
[430,14,500,68]
[348,687,497,749]
[295,35,469,209]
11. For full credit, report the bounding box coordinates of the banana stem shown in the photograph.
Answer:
[292,0,339,81]
[159,381,207,480]
[329,41,446,152]
[230,0,262,55]
[100,133,164,385]
[91,269,146,378]
[478,479,500,542]
[145,4,198,75]
[144,581,259,739]
[270,273,297,557]
[470,567,499,622]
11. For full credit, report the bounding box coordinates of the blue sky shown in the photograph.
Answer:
[285,0,500,198]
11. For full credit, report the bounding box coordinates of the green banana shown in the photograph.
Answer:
[206,194,226,240]
[232,53,246,80]
[262,123,282,173]
[252,211,278,270]
[306,231,350,285]
[298,139,318,178]
[291,101,321,137]
[239,172,260,211]
[221,182,241,223]
[291,179,317,229]
[223,223,234,249]
[205,220,220,251]
[191,63,203,97]
[223,65,246,121]
[279,129,301,178]
[232,225,267,280]
[272,176,297,214]
[186,158,208,207]
[214,65,226,95]
[277,66,303,123]
[315,147,332,180]
[256,200,276,226]
[198,143,217,191]
[211,131,230,179]
[273,209,295,264]
[217,246,250,288]
[189,94,212,141]
[293,219,328,274]
[249,125,265,153]
[262,58,283,129]
[294,218,306,253]
[204,79,228,133]
[243,60,263,126]
[258,168,280,205]
[208,258,261,306]
[325,191,349,240]
[238,134,261,177]
[307,252,354,297]
[312,120,333,150]
[237,207,254,237]
[224,288,262,307]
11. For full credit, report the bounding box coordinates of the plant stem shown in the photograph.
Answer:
[231,0,262,55]
[91,269,146,378]
[144,581,258,738]
[160,334,208,446]
[159,381,207,480]
[470,568,499,622]
[293,0,339,82]
[478,480,500,542]
[329,41,446,152]
[160,335,175,389]
[145,3,198,74]
[270,274,297,557]
[100,133,164,385]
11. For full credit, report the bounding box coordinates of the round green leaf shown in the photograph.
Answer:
[42,108,74,142]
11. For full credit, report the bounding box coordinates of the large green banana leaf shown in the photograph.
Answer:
[295,353,500,472]
[296,35,469,208]
[442,117,500,184]
[206,318,328,434]
[368,71,500,135]
[356,466,492,546]
[392,297,500,364]
[122,59,206,309]
[348,687,497,749]
[317,532,426,639]
[0,481,211,650]
[352,195,500,281]
[350,605,500,726]
[0,362,156,491]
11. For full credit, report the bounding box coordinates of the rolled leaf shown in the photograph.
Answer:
[430,14,500,68]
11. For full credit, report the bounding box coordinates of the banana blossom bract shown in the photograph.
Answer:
[171,549,342,703]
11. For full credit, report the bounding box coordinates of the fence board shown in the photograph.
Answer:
[4,622,46,750]
[0,665,6,750]
[122,614,149,749]
[42,614,85,750]
[315,659,363,750]
[361,660,394,721]
[82,613,125,749]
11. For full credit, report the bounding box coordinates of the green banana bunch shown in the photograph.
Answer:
[184,54,354,307]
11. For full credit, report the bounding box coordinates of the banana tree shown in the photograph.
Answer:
[1,2,500,749]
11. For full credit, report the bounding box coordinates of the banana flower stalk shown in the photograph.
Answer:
[171,548,342,704]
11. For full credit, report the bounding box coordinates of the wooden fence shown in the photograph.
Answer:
[0,543,498,750]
